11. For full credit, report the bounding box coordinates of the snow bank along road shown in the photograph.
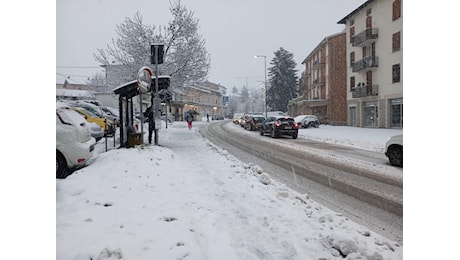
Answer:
[199,120,403,244]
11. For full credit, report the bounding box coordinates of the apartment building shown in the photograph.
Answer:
[338,0,402,128]
[288,31,347,125]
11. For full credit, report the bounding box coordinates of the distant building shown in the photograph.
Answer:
[338,0,403,128]
[56,80,94,100]
[288,31,347,125]
[169,81,227,121]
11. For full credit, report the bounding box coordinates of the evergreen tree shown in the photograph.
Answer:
[241,86,249,103]
[267,47,298,111]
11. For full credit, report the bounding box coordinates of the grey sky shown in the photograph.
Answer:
[56,0,366,91]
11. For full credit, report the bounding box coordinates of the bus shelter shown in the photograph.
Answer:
[113,75,170,148]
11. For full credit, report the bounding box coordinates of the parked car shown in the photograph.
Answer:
[294,115,320,128]
[56,102,96,178]
[100,106,120,126]
[384,134,403,167]
[71,107,116,137]
[260,116,299,139]
[212,114,225,120]
[232,113,244,124]
[243,115,265,131]
[240,113,253,127]
[71,101,119,124]
[86,122,104,142]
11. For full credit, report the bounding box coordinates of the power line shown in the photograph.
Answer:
[56,66,101,69]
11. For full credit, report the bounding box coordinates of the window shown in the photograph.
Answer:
[366,8,372,16]
[392,31,401,52]
[392,64,400,83]
[366,16,372,28]
[350,27,355,43]
[350,52,355,67]
[390,98,403,128]
[350,76,355,91]
[393,0,401,21]
[350,19,354,26]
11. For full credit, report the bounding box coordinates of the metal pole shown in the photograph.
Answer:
[154,45,159,145]
[139,92,144,144]
[264,56,267,119]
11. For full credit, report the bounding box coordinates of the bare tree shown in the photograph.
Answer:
[163,0,210,88]
[93,0,210,90]
[86,72,107,93]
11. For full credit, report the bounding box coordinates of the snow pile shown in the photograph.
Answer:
[56,122,402,259]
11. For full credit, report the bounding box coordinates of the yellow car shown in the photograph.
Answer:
[71,107,115,136]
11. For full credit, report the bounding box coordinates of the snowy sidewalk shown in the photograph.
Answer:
[56,122,402,259]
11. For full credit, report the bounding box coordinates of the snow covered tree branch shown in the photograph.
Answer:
[93,0,210,91]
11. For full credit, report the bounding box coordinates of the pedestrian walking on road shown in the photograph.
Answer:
[206,113,209,123]
[186,112,194,130]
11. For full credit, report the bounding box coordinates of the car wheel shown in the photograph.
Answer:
[292,133,298,139]
[388,145,403,167]
[56,151,68,179]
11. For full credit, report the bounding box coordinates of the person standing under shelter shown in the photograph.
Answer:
[144,105,155,144]
[186,112,194,130]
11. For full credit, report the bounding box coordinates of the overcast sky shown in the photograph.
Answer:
[57,0,367,90]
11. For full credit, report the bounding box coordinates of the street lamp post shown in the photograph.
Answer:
[255,55,267,118]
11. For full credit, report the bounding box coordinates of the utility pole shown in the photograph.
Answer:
[151,43,164,145]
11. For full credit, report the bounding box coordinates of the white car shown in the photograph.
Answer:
[384,134,403,167]
[86,122,104,142]
[56,102,96,178]
[294,114,319,128]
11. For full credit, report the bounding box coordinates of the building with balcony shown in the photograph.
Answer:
[288,31,347,125]
[338,0,402,128]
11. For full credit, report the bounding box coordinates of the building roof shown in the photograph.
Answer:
[56,88,95,99]
[337,0,375,24]
[301,31,345,64]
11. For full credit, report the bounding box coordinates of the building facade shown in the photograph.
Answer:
[168,81,227,121]
[288,32,347,125]
[338,0,403,128]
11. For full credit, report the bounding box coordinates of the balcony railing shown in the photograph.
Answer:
[313,60,324,67]
[352,56,378,72]
[313,77,325,85]
[352,84,379,98]
[351,27,378,47]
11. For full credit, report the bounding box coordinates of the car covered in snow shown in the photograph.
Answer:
[294,114,320,128]
[56,101,96,178]
[86,122,104,142]
[384,134,403,167]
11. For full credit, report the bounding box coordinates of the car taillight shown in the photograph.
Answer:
[275,120,281,127]
[293,122,298,129]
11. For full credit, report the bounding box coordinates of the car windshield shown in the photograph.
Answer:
[57,108,86,126]
[76,107,100,118]
[253,117,265,123]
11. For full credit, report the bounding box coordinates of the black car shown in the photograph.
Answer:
[243,115,265,131]
[260,116,299,139]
